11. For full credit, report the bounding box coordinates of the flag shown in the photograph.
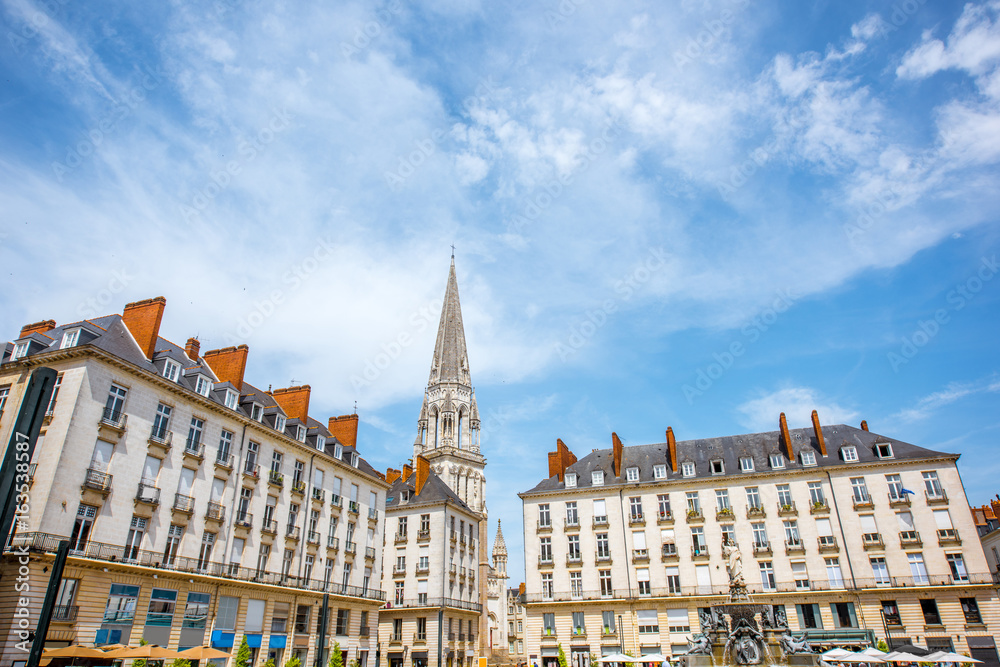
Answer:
[901,488,916,495]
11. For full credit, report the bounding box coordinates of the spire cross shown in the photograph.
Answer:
[450,244,456,258]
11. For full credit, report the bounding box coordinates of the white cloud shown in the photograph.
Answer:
[890,376,1000,423]
[736,386,860,432]
[897,1,1000,82]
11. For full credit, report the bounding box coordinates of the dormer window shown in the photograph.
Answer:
[800,450,817,466]
[710,460,724,475]
[626,467,640,482]
[60,329,80,348]
[334,443,343,460]
[224,390,238,410]
[317,435,326,451]
[565,473,577,488]
[739,457,754,472]
[163,360,179,382]
[251,403,263,422]
[296,425,307,442]
[350,452,359,467]
[195,376,211,397]
[769,453,785,469]
[653,464,666,480]
[841,446,858,462]
[11,342,28,360]
[275,415,286,433]
[592,470,604,486]
[875,442,893,459]
[681,462,695,478]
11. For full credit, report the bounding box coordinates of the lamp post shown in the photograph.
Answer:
[618,615,624,655]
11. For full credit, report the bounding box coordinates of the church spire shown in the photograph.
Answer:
[428,256,471,386]
[492,519,507,578]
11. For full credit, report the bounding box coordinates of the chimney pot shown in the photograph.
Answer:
[122,297,167,360]
[203,344,249,391]
[20,320,57,338]
[666,427,678,473]
[612,432,624,477]
[185,337,201,361]
[860,420,869,432]
[328,414,359,449]
[779,412,794,460]
[272,385,312,424]
[811,410,827,457]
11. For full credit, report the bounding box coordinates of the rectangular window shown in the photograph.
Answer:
[800,450,816,466]
[746,487,761,509]
[710,459,724,474]
[841,446,858,462]
[797,603,822,630]
[245,599,266,633]
[565,473,577,488]
[186,417,204,451]
[543,613,555,634]
[539,537,552,562]
[960,597,982,624]
[538,504,550,527]
[636,609,658,633]
[769,453,785,469]
[691,526,706,553]
[182,592,211,629]
[636,567,650,595]
[592,470,605,485]
[61,330,80,348]
[626,466,639,481]
[908,553,928,584]
[947,553,968,582]
[776,484,792,507]
[752,522,768,548]
[665,566,680,593]
[923,471,943,497]
[271,602,289,633]
[920,599,941,625]
[681,461,695,477]
[808,482,825,505]
[759,562,775,591]
[565,501,578,526]
[45,373,63,414]
[870,557,889,584]
[572,611,585,635]
[740,456,754,472]
[596,533,610,559]
[791,562,809,590]
[145,588,178,626]
[568,534,580,558]
[886,474,904,500]
[602,611,615,634]
[830,602,857,628]
[541,573,553,599]
[850,477,870,502]
[218,429,233,461]
[881,600,900,626]
[195,376,211,396]
[336,608,350,635]
[666,608,690,632]
[570,571,583,598]
[657,494,670,518]
[825,557,843,588]
[783,520,800,544]
[686,492,700,513]
[630,496,643,518]
[593,498,607,523]
[598,569,613,597]
[217,596,239,631]
[295,604,311,634]
[716,489,730,511]
[653,464,666,479]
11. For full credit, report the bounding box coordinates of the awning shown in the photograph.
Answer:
[411,652,428,660]
[211,631,235,648]
[246,635,262,648]
[269,636,287,649]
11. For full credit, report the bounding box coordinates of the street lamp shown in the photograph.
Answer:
[618,615,624,655]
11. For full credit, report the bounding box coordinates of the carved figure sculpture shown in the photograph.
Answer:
[779,633,813,655]
[687,634,712,655]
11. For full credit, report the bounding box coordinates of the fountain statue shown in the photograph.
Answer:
[778,634,813,655]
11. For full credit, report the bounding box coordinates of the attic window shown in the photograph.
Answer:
[875,442,893,459]
[565,473,577,488]
[275,415,287,433]
[769,453,785,469]
[296,425,307,443]
[317,435,326,451]
[710,460,725,475]
[681,462,695,478]
[800,450,817,466]
[841,446,858,462]
[739,457,754,473]
[195,376,212,397]
[163,360,179,382]
[653,464,666,480]
[334,443,343,460]
[592,471,604,486]
[350,452,359,468]
[11,342,28,360]
[224,390,238,410]
[626,467,640,482]
[61,329,80,349]
[251,403,263,421]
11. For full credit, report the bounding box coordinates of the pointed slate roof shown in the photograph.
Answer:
[428,257,471,387]
[492,519,507,558]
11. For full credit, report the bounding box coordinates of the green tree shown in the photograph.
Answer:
[134,638,150,667]
[876,640,889,653]
[284,656,302,667]
[170,659,192,667]
[234,636,252,667]
[264,659,276,667]
[557,645,568,667]
[328,642,343,667]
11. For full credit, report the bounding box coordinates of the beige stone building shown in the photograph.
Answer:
[0,297,388,667]
[518,415,1000,666]
[505,585,527,667]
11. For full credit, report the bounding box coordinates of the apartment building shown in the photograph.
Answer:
[519,414,1000,667]
[0,297,388,667]
[505,585,527,667]
[971,496,1000,576]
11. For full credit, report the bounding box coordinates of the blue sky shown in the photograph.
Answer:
[2,0,1000,583]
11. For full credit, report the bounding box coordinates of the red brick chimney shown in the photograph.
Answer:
[666,427,678,473]
[518,582,525,595]
[328,414,359,449]
[612,432,624,477]
[415,455,430,495]
[547,439,577,482]
[811,410,827,456]
[386,468,401,485]
[402,463,413,483]
[779,412,794,460]
[203,345,249,391]
[185,337,201,361]
[122,297,166,360]
[272,385,311,423]
[20,320,56,337]
[860,420,869,432]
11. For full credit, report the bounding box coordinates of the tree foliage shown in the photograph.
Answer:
[234,636,252,667]
[328,642,343,667]
[557,645,568,667]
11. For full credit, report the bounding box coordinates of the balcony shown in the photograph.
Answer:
[214,452,234,473]
[450,530,458,543]
[291,479,306,495]
[365,546,376,560]
[235,512,254,529]
[395,532,408,544]
[564,518,580,531]
[172,493,195,515]
[685,509,703,523]
[691,546,710,560]
[183,442,205,463]
[416,561,430,574]
[753,542,772,556]
[307,530,321,545]
[286,525,301,541]
[541,629,557,640]
[83,468,113,495]
[327,536,339,551]
[809,500,830,515]
[51,605,78,623]
[571,628,586,638]
[206,501,225,522]
[459,566,467,579]
[657,510,673,525]
[413,633,427,644]
[369,508,379,522]
[566,553,583,566]
[348,500,360,514]
[629,512,645,527]
[536,519,553,533]
[537,555,554,568]
[852,495,874,511]
[862,533,884,550]
[330,493,342,509]
[460,534,467,546]
[746,505,766,519]
[937,528,962,545]
[661,543,678,560]
[135,481,160,506]
[268,470,285,487]
[899,530,922,548]
[312,488,326,503]
[777,502,797,517]
[595,550,612,564]
[242,464,260,483]
[147,427,172,457]
[450,563,458,576]
[817,535,839,553]
[785,538,804,553]
[925,490,949,505]
[716,508,735,522]
[261,519,278,536]
[417,529,431,542]
[344,541,356,555]
[631,548,649,563]
[99,407,128,434]
[888,492,911,508]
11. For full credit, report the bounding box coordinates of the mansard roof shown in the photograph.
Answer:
[385,469,474,514]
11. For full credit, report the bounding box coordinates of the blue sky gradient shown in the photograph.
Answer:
[2,0,1000,583]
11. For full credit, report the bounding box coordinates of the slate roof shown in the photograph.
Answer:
[385,469,472,512]
[522,424,957,495]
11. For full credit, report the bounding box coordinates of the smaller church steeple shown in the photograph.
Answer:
[492,519,507,578]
